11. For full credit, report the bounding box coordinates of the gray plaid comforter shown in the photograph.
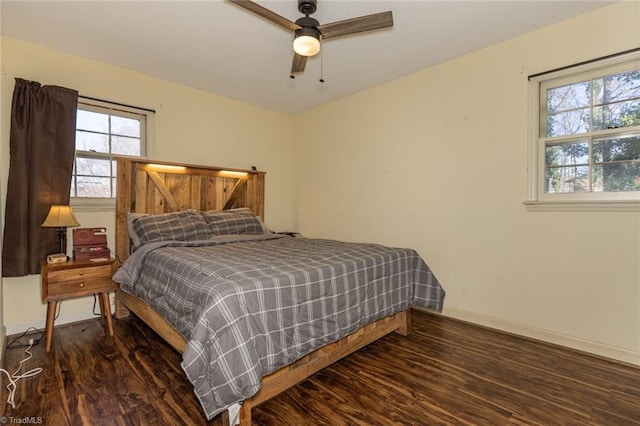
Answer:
[113,234,445,419]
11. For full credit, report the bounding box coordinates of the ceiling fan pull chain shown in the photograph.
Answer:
[319,41,325,83]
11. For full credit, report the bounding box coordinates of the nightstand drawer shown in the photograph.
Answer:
[47,277,115,298]
[47,264,112,283]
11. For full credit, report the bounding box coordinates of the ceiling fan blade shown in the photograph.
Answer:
[290,53,308,75]
[318,11,393,40]
[229,0,300,31]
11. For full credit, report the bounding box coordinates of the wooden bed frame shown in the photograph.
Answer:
[113,157,411,425]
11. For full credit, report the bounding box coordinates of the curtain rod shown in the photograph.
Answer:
[78,95,156,114]
[528,46,640,81]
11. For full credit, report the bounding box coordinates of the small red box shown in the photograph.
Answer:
[73,227,110,260]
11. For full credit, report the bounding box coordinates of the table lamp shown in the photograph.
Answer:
[41,205,80,256]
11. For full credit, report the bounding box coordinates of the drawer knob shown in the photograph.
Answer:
[79,271,85,276]
[80,282,85,288]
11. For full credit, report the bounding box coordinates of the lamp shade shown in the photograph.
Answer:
[41,205,80,228]
[293,28,320,57]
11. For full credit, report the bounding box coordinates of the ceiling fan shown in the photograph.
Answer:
[229,0,394,77]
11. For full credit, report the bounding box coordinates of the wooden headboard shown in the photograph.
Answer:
[115,157,265,263]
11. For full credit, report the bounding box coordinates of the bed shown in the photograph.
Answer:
[112,157,445,425]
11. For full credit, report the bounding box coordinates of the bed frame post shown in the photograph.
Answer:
[115,157,133,319]
[115,157,133,265]
[396,309,411,336]
[238,400,252,426]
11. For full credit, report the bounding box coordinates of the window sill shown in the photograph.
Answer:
[523,200,640,212]
[70,198,116,213]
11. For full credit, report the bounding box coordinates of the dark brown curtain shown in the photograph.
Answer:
[2,78,78,277]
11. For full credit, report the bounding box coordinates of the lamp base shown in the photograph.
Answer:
[57,227,67,256]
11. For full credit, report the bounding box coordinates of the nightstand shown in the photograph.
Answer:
[40,258,116,352]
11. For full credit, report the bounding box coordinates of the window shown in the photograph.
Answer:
[527,51,640,209]
[72,100,150,203]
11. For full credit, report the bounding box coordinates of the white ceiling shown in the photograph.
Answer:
[1,0,613,114]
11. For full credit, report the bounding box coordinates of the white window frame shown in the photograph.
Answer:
[526,51,640,212]
[71,98,154,211]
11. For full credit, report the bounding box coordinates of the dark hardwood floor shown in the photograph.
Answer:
[2,309,639,425]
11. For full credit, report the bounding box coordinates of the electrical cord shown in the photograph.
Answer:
[54,300,62,320]
[113,250,122,267]
[0,340,43,409]
[6,328,44,350]
[92,294,100,317]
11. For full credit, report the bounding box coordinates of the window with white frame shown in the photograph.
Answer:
[528,51,640,206]
[72,100,150,201]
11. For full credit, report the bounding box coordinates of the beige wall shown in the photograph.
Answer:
[293,2,640,363]
[0,37,294,335]
[2,2,639,365]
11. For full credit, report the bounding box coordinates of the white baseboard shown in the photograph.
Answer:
[5,302,115,337]
[432,306,640,366]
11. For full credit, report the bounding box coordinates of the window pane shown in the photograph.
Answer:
[111,115,141,137]
[76,176,111,197]
[535,56,640,201]
[547,82,590,112]
[593,70,640,104]
[76,130,109,153]
[545,165,589,193]
[593,99,640,130]
[77,109,109,133]
[74,103,148,199]
[547,109,590,137]
[76,157,111,176]
[545,141,589,167]
[112,136,141,156]
[593,135,640,162]
[593,162,640,192]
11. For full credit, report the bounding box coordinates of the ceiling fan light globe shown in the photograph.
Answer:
[293,35,320,57]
